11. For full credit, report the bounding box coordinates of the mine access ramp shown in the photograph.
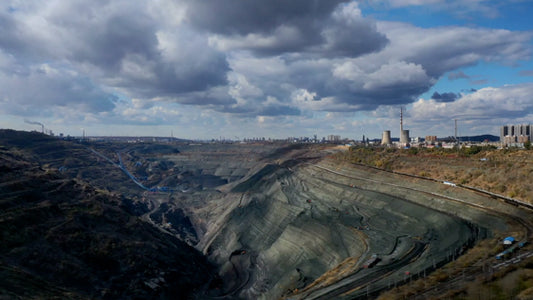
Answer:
[363,254,380,268]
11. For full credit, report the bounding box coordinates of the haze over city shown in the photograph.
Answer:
[1,0,533,139]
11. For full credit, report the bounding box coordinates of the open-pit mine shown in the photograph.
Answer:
[1,130,532,299]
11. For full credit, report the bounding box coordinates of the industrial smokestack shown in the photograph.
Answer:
[399,107,409,145]
[24,119,44,133]
[400,107,404,132]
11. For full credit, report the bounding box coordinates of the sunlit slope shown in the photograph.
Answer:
[336,146,533,204]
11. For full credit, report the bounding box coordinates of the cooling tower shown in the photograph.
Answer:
[400,130,410,144]
[381,130,392,145]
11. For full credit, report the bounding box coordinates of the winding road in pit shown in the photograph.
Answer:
[305,241,427,300]
[87,147,178,237]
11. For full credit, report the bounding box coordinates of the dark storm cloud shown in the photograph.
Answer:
[171,87,236,106]
[67,13,159,69]
[217,101,301,116]
[186,0,347,35]
[431,91,459,102]
[320,14,389,58]
[110,48,230,99]
[257,104,300,116]
[192,0,388,57]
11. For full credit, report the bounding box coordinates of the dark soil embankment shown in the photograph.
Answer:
[0,130,217,299]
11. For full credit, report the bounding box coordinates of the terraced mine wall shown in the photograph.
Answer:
[196,156,509,299]
[92,142,526,299]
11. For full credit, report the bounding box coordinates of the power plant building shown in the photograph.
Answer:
[381,130,392,145]
[500,124,532,145]
[400,130,410,145]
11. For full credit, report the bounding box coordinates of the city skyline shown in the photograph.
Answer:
[1,1,533,139]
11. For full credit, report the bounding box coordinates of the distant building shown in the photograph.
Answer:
[327,135,341,142]
[500,124,532,146]
[425,136,437,143]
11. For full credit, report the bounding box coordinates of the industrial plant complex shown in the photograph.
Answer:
[378,108,532,149]
[500,124,533,146]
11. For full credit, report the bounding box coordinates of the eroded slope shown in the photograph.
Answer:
[0,131,217,299]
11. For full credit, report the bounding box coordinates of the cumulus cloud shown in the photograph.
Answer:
[0,57,117,117]
[362,61,431,90]
[0,0,532,137]
[411,83,533,131]
[1,0,230,114]
[292,21,529,113]
[375,22,532,77]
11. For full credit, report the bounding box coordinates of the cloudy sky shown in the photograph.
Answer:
[1,0,533,140]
